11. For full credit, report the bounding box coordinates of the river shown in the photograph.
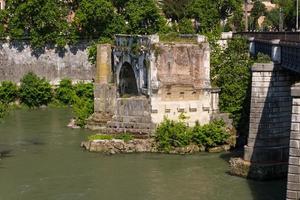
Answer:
[0,108,285,200]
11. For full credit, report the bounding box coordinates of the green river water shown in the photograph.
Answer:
[0,108,286,200]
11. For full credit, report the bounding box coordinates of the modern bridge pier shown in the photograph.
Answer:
[230,63,293,180]
[230,32,300,200]
[287,84,300,200]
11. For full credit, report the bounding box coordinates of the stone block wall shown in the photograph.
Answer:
[287,84,300,200]
[0,40,94,84]
[244,63,292,179]
[150,42,213,126]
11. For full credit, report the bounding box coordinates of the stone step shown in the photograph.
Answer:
[106,121,155,130]
[112,115,152,123]
[104,127,153,137]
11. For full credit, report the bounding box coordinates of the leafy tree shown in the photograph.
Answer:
[74,0,126,38]
[225,7,244,32]
[263,8,280,31]
[161,0,192,21]
[211,37,253,134]
[0,9,8,37]
[250,0,266,30]
[124,0,166,34]
[6,0,74,48]
[178,18,195,34]
[187,0,220,32]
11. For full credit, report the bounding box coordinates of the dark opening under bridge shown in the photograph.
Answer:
[231,32,300,200]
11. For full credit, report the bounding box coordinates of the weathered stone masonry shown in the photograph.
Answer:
[88,34,220,135]
[287,84,300,200]
[0,40,94,84]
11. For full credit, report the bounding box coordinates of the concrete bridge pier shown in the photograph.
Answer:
[287,84,300,200]
[230,62,293,180]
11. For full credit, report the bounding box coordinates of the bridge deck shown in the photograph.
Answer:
[236,32,300,74]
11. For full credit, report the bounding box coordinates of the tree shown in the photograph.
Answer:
[74,0,126,39]
[263,8,280,31]
[250,0,266,30]
[0,9,8,37]
[211,37,253,134]
[160,0,192,22]
[6,0,74,48]
[124,0,166,34]
[178,18,195,34]
[188,0,220,33]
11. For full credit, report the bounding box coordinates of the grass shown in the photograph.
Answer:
[88,133,134,142]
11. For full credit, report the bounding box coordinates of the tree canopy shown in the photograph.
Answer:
[0,0,247,47]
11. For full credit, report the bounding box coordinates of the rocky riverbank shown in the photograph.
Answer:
[81,138,231,155]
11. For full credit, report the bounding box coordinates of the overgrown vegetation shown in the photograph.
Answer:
[0,0,245,50]
[19,72,53,108]
[55,79,75,105]
[0,81,18,104]
[155,115,230,151]
[88,133,134,142]
[211,37,253,137]
[0,72,93,127]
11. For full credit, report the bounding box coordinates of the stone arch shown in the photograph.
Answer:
[119,62,138,96]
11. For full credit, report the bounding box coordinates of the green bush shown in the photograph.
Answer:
[19,72,52,107]
[155,117,230,151]
[0,81,18,104]
[192,120,229,148]
[72,96,93,127]
[155,117,193,151]
[256,52,272,63]
[55,79,75,105]
[74,82,94,99]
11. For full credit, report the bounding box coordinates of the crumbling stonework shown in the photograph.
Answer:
[87,34,220,135]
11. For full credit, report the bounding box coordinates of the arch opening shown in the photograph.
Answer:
[119,62,138,97]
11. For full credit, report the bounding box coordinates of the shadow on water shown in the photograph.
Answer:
[220,152,286,200]
[0,145,13,158]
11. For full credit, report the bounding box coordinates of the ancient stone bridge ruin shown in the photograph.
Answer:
[87,34,221,136]
[231,32,300,200]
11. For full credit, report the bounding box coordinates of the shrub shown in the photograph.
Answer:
[74,82,94,99]
[19,72,52,107]
[55,79,75,105]
[256,52,272,63]
[88,134,113,141]
[192,120,230,148]
[155,117,230,151]
[155,117,193,151]
[0,81,18,104]
[72,96,93,127]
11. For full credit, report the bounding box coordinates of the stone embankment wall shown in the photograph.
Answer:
[0,40,94,84]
